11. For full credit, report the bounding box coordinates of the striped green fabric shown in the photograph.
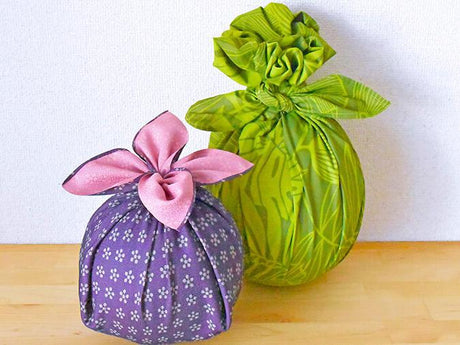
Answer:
[186,3,390,286]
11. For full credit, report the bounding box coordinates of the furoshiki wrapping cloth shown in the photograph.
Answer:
[63,111,253,344]
[186,3,390,286]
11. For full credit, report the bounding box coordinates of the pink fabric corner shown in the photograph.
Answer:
[62,149,148,195]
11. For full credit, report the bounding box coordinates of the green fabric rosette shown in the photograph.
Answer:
[186,3,390,286]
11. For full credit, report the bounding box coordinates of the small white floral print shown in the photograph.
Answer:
[196,212,218,228]
[92,281,100,294]
[98,303,110,314]
[235,262,242,275]
[115,308,125,319]
[219,250,229,263]
[210,233,221,247]
[196,247,206,262]
[157,323,168,334]
[172,301,181,314]
[227,267,234,281]
[94,318,106,328]
[143,309,153,321]
[109,328,120,336]
[171,284,179,296]
[95,265,105,278]
[207,319,216,331]
[119,289,129,304]
[161,239,174,256]
[120,213,131,223]
[190,323,201,331]
[158,305,167,318]
[229,245,236,259]
[204,303,215,315]
[158,286,169,299]
[130,250,141,264]
[219,228,228,241]
[130,310,140,322]
[123,229,134,242]
[144,288,154,302]
[115,249,125,262]
[124,270,134,284]
[104,287,115,300]
[157,336,168,343]
[182,274,194,289]
[79,283,88,296]
[200,190,215,205]
[134,291,142,305]
[108,199,120,208]
[111,213,122,223]
[138,229,147,243]
[201,287,213,298]
[108,228,120,241]
[131,211,142,224]
[229,225,237,237]
[110,268,120,282]
[144,251,153,264]
[173,331,184,339]
[188,311,199,321]
[180,254,191,269]
[159,264,171,279]
[128,326,137,335]
[113,320,123,330]
[81,264,89,276]
[102,247,112,260]
[97,227,109,239]
[186,294,197,306]
[199,268,210,280]
[172,318,183,328]
[138,271,147,285]
[127,200,140,210]
[210,256,219,267]
[143,326,153,336]
[177,235,188,247]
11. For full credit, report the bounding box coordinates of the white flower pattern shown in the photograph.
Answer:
[78,188,242,344]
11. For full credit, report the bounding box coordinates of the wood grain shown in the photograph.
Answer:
[1,243,459,345]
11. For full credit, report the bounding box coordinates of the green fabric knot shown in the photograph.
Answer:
[254,84,295,112]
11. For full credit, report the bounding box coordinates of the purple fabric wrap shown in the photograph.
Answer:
[78,185,243,344]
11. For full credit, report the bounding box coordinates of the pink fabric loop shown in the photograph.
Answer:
[138,170,195,229]
[63,111,253,229]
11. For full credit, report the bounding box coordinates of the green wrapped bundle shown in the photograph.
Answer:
[186,3,390,286]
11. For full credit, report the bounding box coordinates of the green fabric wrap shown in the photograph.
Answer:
[186,3,390,286]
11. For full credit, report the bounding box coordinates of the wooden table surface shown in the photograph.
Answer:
[1,242,459,345]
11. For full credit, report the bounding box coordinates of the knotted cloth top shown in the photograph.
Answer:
[186,3,390,132]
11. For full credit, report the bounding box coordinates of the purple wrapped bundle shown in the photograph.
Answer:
[63,112,253,344]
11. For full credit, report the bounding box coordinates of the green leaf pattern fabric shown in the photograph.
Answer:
[186,3,390,286]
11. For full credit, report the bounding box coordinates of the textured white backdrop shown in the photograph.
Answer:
[1,1,459,243]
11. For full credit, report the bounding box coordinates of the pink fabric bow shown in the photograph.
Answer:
[63,111,253,229]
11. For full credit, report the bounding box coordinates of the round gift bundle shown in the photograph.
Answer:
[186,3,390,286]
[63,112,253,344]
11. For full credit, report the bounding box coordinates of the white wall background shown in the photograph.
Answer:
[1,0,459,243]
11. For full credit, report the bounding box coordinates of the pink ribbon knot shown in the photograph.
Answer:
[63,111,253,229]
